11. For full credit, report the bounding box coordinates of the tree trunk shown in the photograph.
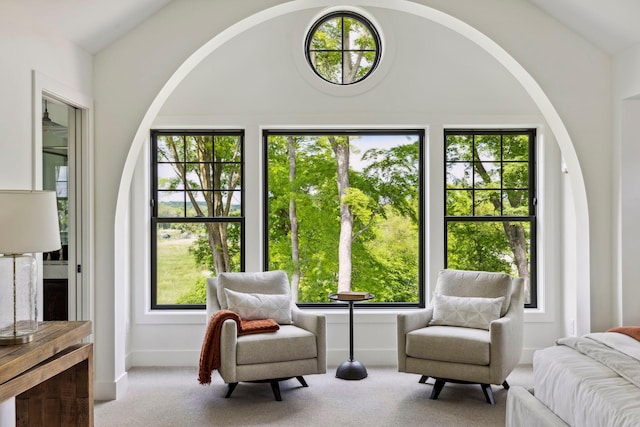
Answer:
[502,222,529,278]
[342,21,352,84]
[287,136,301,301]
[207,222,228,275]
[165,135,241,276]
[473,150,529,280]
[330,136,353,292]
[345,51,364,83]
[200,136,229,275]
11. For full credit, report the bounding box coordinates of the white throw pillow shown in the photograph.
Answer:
[224,288,292,325]
[429,294,505,330]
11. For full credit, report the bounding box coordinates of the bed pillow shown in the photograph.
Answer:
[429,294,505,330]
[608,326,640,342]
[224,288,292,325]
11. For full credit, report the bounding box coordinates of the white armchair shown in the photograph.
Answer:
[397,269,524,404]
[206,270,326,401]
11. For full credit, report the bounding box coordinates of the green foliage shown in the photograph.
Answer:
[189,235,213,270]
[157,129,532,307]
[156,235,208,305]
[366,211,419,302]
[154,131,243,306]
[266,133,420,303]
[308,14,377,84]
[447,222,513,274]
[187,223,241,272]
[176,276,207,305]
[445,132,532,280]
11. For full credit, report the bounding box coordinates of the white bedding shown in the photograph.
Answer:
[533,332,640,427]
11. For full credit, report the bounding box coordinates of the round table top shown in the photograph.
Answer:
[328,292,374,302]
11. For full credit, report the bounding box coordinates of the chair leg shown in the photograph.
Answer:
[228,377,308,401]
[419,375,429,384]
[224,383,238,398]
[430,379,446,400]
[270,381,282,401]
[480,383,495,405]
[502,380,510,390]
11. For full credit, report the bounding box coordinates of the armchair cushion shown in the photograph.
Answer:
[436,269,512,316]
[236,325,317,365]
[406,325,491,365]
[429,294,504,330]
[224,288,293,325]
[216,270,290,310]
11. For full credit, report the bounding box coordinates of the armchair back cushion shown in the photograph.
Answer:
[216,270,291,310]
[435,269,512,316]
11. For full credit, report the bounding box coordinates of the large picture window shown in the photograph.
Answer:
[444,129,537,307]
[151,130,244,309]
[264,130,424,307]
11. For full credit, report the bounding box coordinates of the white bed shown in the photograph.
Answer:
[507,332,640,427]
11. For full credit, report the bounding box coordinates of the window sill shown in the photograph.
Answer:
[523,306,555,323]
[135,305,554,325]
[135,308,208,325]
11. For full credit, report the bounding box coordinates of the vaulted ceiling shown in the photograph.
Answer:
[8,0,640,55]
[527,0,640,53]
[8,0,171,53]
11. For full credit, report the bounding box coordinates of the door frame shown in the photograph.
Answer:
[32,70,94,324]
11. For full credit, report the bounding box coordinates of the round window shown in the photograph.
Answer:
[305,11,381,85]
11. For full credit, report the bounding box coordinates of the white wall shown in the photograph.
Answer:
[91,0,613,399]
[613,44,640,327]
[127,6,560,367]
[0,5,93,423]
[0,5,92,189]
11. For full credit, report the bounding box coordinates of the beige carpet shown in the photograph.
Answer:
[95,365,533,426]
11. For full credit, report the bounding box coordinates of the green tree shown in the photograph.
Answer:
[267,133,420,303]
[445,132,531,291]
[308,14,377,84]
[157,134,241,276]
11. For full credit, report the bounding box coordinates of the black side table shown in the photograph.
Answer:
[328,292,374,380]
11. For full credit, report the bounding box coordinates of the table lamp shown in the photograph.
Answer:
[0,190,61,345]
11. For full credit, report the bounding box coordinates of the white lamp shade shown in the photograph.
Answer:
[0,190,61,254]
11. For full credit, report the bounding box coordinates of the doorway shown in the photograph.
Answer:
[41,96,81,320]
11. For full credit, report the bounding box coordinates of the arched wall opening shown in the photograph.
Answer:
[113,0,590,369]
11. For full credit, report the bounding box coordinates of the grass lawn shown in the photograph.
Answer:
[156,235,209,304]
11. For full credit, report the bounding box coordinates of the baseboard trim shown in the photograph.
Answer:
[130,350,201,367]
[126,347,540,370]
[520,347,537,364]
[128,348,400,368]
[94,371,128,401]
[327,348,397,367]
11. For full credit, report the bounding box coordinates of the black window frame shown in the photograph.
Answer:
[150,129,245,310]
[305,11,382,86]
[444,128,537,308]
[263,128,425,309]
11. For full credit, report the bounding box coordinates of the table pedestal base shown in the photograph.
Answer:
[336,360,368,380]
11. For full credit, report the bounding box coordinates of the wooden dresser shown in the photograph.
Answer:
[0,321,93,426]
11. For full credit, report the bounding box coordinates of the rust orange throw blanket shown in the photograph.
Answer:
[608,326,640,342]
[198,309,280,385]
